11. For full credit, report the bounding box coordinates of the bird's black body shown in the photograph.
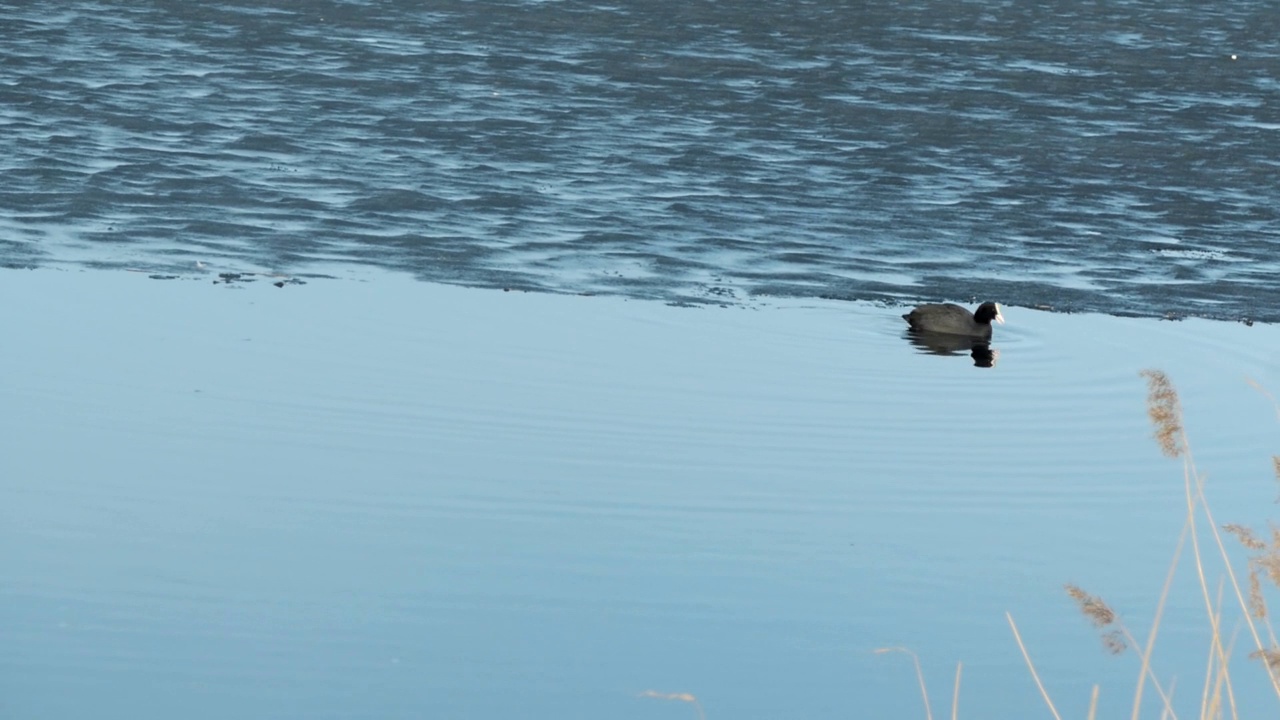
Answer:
[902,302,1003,339]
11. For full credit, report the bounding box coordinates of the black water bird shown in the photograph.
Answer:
[902,302,1004,339]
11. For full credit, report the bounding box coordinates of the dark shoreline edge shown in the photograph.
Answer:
[1,262,1265,327]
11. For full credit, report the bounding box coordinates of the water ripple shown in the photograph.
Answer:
[2,1,1278,320]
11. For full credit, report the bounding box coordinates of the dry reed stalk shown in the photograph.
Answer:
[873,647,933,720]
[1198,581,1239,720]
[1180,459,1241,720]
[638,690,706,720]
[1005,612,1064,720]
[1162,678,1178,720]
[1219,625,1242,720]
[1087,684,1100,720]
[951,662,962,720]
[1138,520,1191,720]
[1199,613,1216,720]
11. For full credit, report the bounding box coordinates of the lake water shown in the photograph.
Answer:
[3,0,1280,320]
[4,1,1280,719]
[5,269,1280,719]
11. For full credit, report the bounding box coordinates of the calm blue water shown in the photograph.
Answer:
[4,269,1280,719]
[3,0,1279,319]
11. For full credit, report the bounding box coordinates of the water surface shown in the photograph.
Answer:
[3,1,1279,319]
[4,269,1279,719]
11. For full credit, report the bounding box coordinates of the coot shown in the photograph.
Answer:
[903,302,1003,338]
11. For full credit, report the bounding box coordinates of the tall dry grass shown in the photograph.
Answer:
[879,369,1280,720]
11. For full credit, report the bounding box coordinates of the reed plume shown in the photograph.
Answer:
[1140,369,1184,457]
[1065,584,1117,628]
[1224,524,1266,551]
[1223,519,1280,622]
[1251,648,1280,672]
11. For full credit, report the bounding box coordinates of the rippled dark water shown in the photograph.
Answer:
[5,1,1279,319]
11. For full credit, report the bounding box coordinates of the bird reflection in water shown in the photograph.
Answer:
[904,329,999,368]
